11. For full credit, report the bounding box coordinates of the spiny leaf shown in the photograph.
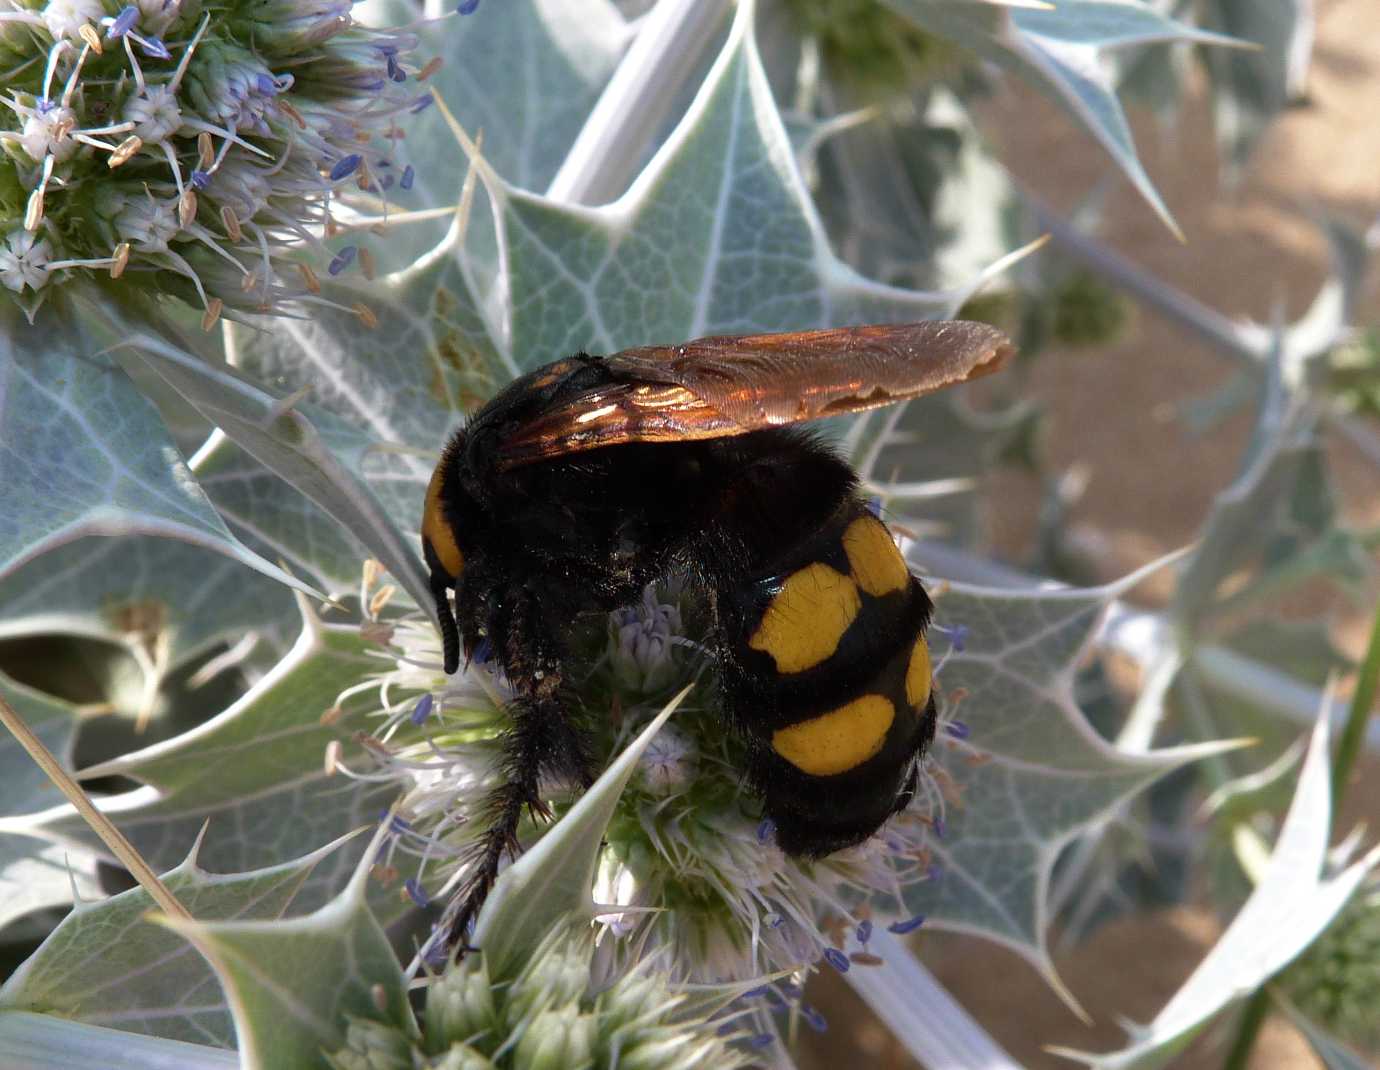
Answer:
[885,0,1247,237]
[2,608,401,915]
[893,553,1244,995]
[153,838,414,1070]
[0,832,352,1047]
[1050,711,1380,1069]
[0,306,307,598]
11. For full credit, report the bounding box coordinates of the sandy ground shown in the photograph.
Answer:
[800,1,1380,1067]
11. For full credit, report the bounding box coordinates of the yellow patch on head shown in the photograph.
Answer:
[772,695,896,776]
[843,515,909,597]
[905,635,932,709]
[421,462,464,581]
[748,563,860,673]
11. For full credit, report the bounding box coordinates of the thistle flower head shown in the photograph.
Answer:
[329,921,750,1070]
[0,0,427,321]
[350,573,974,1000]
[1285,887,1380,1051]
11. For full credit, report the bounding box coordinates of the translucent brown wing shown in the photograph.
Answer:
[498,321,1013,467]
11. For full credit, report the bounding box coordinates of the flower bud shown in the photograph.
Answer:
[425,959,498,1050]
[511,1006,595,1070]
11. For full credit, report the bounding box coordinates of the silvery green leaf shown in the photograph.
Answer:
[0,535,293,676]
[895,554,1243,990]
[2,608,399,915]
[410,0,629,195]
[0,839,99,938]
[190,434,373,598]
[472,690,688,979]
[153,838,413,1067]
[0,675,95,934]
[0,833,351,1047]
[0,673,79,817]
[811,90,1021,291]
[886,0,1247,236]
[1049,711,1380,1070]
[0,311,305,597]
[0,1013,237,1070]
[116,330,427,615]
[499,2,953,363]
[208,229,504,593]
[1200,0,1312,176]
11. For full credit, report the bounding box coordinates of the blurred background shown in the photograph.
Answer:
[798,1,1380,1065]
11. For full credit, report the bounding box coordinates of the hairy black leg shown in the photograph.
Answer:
[443,590,593,952]
[430,570,460,675]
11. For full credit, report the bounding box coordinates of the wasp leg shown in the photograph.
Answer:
[442,593,592,952]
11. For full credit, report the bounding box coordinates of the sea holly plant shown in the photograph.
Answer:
[1,1,1377,1069]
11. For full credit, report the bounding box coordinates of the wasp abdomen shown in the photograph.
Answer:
[718,500,937,856]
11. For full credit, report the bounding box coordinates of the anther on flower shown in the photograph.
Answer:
[404,877,430,907]
[856,919,873,943]
[887,913,926,934]
[800,1003,829,1033]
[410,693,434,725]
[328,246,357,276]
[822,947,850,973]
[0,0,427,321]
[457,0,481,13]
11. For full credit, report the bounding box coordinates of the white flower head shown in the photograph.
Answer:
[19,104,78,163]
[125,84,182,144]
[0,231,52,292]
[41,0,105,41]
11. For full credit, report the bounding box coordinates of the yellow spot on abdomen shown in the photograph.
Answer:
[749,563,860,673]
[843,515,910,596]
[421,463,464,581]
[905,634,932,709]
[772,695,895,776]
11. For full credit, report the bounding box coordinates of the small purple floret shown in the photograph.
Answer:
[856,920,873,944]
[190,170,211,189]
[411,693,434,725]
[411,94,434,113]
[109,6,138,36]
[327,246,357,276]
[822,948,850,973]
[934,623,968,652]
[400,165,415,190]
[329,154,363,181]
[887,914,926,935]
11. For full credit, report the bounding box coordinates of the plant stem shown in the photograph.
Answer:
[1331,595,1380,813]
[0,692,190,922]
[1221,989,1270,1070]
